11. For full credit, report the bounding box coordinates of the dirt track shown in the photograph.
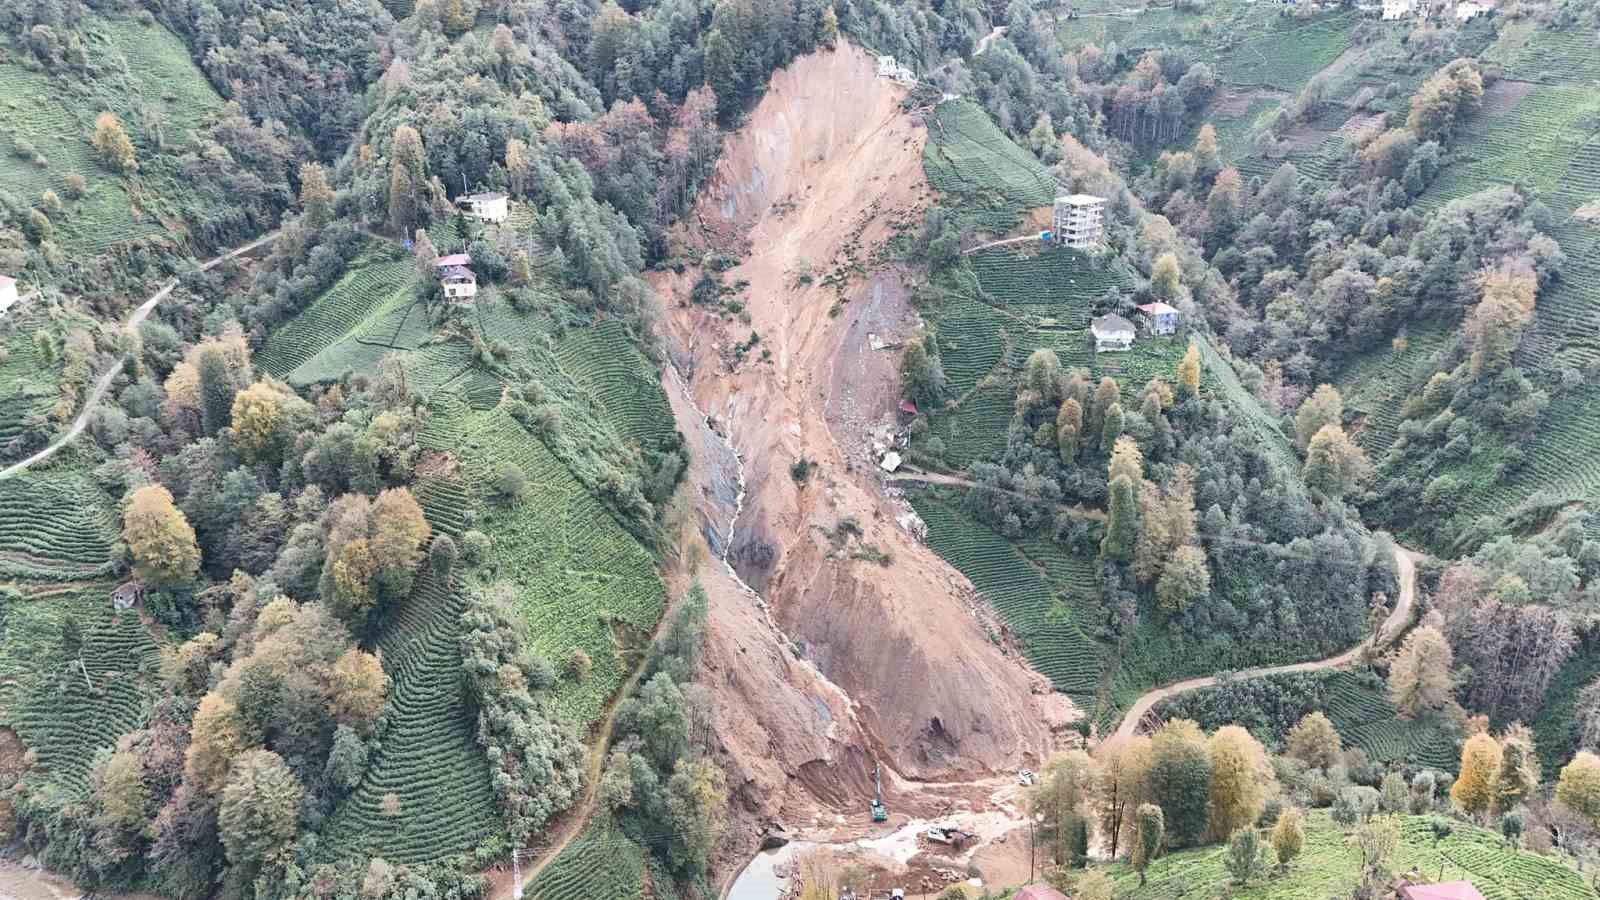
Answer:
[1108,546,1423,741]
[0,230,280,480]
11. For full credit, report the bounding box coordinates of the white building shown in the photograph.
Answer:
[1137,301,1180,335]
[875,54,915,83]
[1090,313,1135,353]
[441,266,477,301]
[457,192,509,224]
[1382,0,1415,19]
[1053,195,1106,249]
[0,275,15,312]
[1455,0,1490,20]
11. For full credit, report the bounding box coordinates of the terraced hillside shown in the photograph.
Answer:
[0,465,119,583]
[0,302,83,459]
[0,587,159,802]
[257,253,420,381]
[924,100,1055,234]
[0,15,228,253]
[1105,810,1598,899]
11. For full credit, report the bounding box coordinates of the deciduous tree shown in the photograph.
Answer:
[1294,384,1343,450]
[1102,474,1138,563]
[1093,735,1152,859]
[1464,267,1537,376]
[185,692,248,794]
[1494,724,1540,814]
[1176,344,1200,398]
[329,649,386,735]
[1147,719,1212,849]
[1389,625,1454,718]
[1271,806,1304,872]
[1208,725,1271,841]
[1452,732,1502,820]
[298,162,335,229]
[92,112,137,173]
[1056,398,1083,463]
[1557,751,1600,827]
[123,484,200,586]
[218,749,302,867]
[1285,711,1342,772]
[1157,545,1209,613]
[1132,803,1164,885]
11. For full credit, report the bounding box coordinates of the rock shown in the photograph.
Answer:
[761,832,791,850]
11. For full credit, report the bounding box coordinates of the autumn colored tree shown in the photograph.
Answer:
[1304,424,1372,499]
[1089,376,1121,440]
[95,750,147,830]
[1176,344,1200,399]
[1285,711,1342,772]
[92,112,137,174]
[218,749,302,867]
[328,648,386,735]
[388,124,427,235]
[299,162,335,229]
[1389,625,1454,718]
[1207,725,1271,841]
[1557,751,1600,827]
[1157,545,1210,613]
[1031,750,1096,869]
[1493,724,1539,814]
[1109,435,1144,485]
[1151,252,1182,301]
[370,487,431,599]
[1193,123,1220,179]
[1093,734,1152,859]
[1294,385,1344,450]
[1407,59,1484,143]
[1132,803,1164,885]
[231,382,286,464]
[1451,732,1502,821]
[506,137,532,197]
[1057,398,1083,463]
[123,484,200,586]
[185,692,248,794]
[1464,267,1537,376]
[1271,807,1305,872]
[1147,719,1212,848]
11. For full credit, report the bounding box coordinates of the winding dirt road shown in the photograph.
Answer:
[0,231,279,481]
[1108,546,1423,741]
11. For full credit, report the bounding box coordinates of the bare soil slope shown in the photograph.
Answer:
[653,43,1073,837]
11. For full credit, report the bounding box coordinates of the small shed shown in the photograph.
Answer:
[879,451,902,473]
[1090,313,1135,352]
[111,581,145,611]
[1137,301,1180,335]
[457,192,509,224]
[441,266,478,301]
[0,275,15,311]
[1397,882,1486,900]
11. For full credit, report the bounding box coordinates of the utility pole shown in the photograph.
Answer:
[1028,816,1035,883]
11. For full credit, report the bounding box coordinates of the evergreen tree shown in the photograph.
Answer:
[298,162,335,229]
[1224,827,1266,885]
[218,750,302,867]
[388,125,427,235]
[1132,803,1164,885]
[197,347,235,436]
[1493,724,1540,814]
[1102,474,1138,562]
[1056,398,1083,463]
[1101,401,1124,453]
[1147,719,1212,849]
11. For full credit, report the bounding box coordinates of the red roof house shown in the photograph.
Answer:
[435,253,472,268]
[898,399,919,416]
[1398,881,1486,900]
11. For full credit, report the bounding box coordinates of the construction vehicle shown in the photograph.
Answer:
[871,762,888,822]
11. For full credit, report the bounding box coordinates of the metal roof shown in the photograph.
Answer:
[436,253,472,267]
[1091,313,1135,334]
[1056,194,1105,205]
[1138,301,1179,315]
[459,192,508,202]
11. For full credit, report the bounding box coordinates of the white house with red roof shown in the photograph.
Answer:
[1138,301,1179,335]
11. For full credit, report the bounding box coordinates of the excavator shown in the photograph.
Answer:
[871,761,888,822]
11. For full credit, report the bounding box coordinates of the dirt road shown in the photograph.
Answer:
[1108,545,1423,741]
[0,231,279,481]
[887,469,1106,520]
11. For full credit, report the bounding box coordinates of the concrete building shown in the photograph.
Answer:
[1053,194,1106,249]
[876,54,916,83]
[1138,301,1180,335]
[1455,0,1490,19]
[457,192,509,224]
[0,275,15,312]
[1382,0,1415,19]
[441,266,477,301]
[1090,313,1135,352]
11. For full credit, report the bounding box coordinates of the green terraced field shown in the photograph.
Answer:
[551,320,676,449]
[1333,323,1454,459]
[526,815,648,900]
[0,467,119,582]
[319,571,499,864]
[934,291,1014,396]
[928,381,1012,469]
[447,407,666,725]
[2,589,159,801]
[909,492,1103,706]
[924,100,1055,234]
[258,255,419,380]
[969,246,1126,325]
[1104,810,1597,899]
[0,303,69,456]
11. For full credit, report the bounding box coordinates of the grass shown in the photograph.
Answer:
[969,246,1126,326]
[1,588,159,801]
[0,301,93,457]
[549,319,677,450]
[1102,810,1597,899]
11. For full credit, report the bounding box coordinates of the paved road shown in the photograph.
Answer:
[1108,546,1423,741]
[0,231,280,481]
